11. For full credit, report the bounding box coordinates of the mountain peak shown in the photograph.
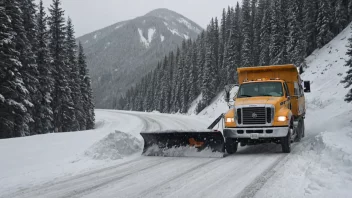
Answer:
[145,8,180,17]
[144,8,202,34]
[77,8,203,108]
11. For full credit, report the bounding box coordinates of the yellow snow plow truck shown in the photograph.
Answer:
[140,64,310,156]
[223,64,310,153]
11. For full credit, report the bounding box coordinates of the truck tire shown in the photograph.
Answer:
[302,119,305,138]
[281,128,292,153]
[225,138,238,154]
[296,119,303,142]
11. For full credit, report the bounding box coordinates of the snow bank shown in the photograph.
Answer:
[85,131,142,160]
[143,145,224,158]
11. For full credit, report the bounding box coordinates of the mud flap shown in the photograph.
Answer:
[140,131,225,157]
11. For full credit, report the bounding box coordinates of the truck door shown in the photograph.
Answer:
[292,82,305,117]
[283,82,292,110]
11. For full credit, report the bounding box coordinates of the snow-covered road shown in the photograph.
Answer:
[3,110,294,198]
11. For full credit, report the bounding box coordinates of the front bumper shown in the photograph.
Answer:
[223,126,289,139]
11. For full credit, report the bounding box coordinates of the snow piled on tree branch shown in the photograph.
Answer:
[7,99,27,113]
[0,94,4,103]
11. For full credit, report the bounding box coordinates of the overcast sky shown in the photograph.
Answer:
[37,0,241,37]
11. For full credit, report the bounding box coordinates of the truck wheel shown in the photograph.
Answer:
[225,138,238,154]
[296,120,303,142]
[281,128,292,153]
[302,119,305,138]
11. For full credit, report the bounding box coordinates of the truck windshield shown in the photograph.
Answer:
[237,82,284,98]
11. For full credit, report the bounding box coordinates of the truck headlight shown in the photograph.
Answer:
[277,116,287,122]
[226,118,235,123]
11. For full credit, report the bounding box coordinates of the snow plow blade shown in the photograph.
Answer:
[140,131,225,157]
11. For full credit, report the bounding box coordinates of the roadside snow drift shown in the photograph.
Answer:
[85,131,142,160]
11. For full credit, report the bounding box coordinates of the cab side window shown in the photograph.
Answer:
[283,82,290,97]
[294,82,303,96]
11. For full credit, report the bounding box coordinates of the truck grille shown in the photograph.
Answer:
[242,107,266,125]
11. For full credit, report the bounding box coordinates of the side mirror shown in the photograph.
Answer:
[224,91,230,102]
[304,81,311,93]
[224,84,239,103]
[299,66,304,74]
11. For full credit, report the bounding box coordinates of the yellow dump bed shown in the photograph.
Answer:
[237,64,299,85]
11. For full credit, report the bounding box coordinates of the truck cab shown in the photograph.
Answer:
[223,64,310,153]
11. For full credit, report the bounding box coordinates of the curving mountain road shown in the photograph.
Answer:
[4,110,295,198]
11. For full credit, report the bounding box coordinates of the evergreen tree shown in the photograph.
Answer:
[1,1,31,138]
[218,9,226,74]
[180,40,189,113]
[225,6,232,42]
[189,41,198,100]
[287,0,306,68]
[48,0,76,132]
[341,26,352,103]
[159,56,168,112]
[196,32,206,92]
[253,0,265,66]
[213,18,220,91]
[163,52,174,113]
[19,0,43,134]
[171,48,181,112]
[6,0,39,136]
[202,26,216,106]
[269,0,286,65]
[225,2,242,84]
[78,42,95,129]
[19,0,37,48]
[316,0,334,48]
[349,0,352,21]
[259,0,271,65]
[36,0,54,133]
[241,0,253,67]
[303,0,318,55]
[65,17,82,131]
[334,0,349,34]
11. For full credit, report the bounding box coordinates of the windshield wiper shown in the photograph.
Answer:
[261,94,274,96]
[238,94,253,98]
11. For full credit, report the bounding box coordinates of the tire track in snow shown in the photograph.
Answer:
[135,157,221,197]
[236,139,310,198]
[5,157,174,198]
[114,111,163,132]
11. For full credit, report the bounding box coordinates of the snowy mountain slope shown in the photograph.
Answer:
[77,8,202,108]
